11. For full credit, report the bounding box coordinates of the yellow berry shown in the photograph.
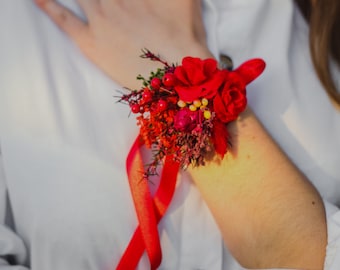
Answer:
[201,98,209,106]
[189,104,197,111]
[203,110,211,119]
[177,100,186,108]
[193,100,201,108]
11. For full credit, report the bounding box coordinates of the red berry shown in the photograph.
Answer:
[162,73,175,87]
[150,77,161,90]
[130,104,140,113]
[166,116,173,123]
[142,89,152,103]
[157,99,167,111]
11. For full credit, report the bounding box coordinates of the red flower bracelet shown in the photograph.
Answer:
[117,50,265,269]
[119,50,265,171]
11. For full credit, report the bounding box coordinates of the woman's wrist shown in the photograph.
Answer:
[188,106,327,269]
[160,43,214,64]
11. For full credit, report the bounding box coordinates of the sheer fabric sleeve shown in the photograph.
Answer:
[0,146,30,269]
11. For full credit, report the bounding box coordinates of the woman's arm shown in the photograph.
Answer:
[34,1,327,269]
[189,107,327,269]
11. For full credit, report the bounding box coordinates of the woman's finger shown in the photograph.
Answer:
[34,0,89,46]
[76,0,101,21]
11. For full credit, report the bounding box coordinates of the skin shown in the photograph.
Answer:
[34,0,327,269]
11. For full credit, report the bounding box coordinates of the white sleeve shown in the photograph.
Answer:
[0,147,30,269]
[323,200,340,270]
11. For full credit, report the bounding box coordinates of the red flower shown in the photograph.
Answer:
[174,57,225,102]
[174,108,200,132]
[213,71,247,123]
[212,58,265,123]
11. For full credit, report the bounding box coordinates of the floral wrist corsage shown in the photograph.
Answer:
[119,49,265,175]
[117,50,265,270]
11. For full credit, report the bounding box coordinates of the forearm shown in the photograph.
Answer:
[189,107,327,269]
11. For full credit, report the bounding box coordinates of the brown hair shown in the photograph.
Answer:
[295,0,340,107]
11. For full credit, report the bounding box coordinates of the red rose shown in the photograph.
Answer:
[213,71,247,123]
[174,57,225,102]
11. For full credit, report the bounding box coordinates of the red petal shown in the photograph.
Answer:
[203,58,218,76]
[181,57,207,85]
[212,120,229,158]
[174,66,190,84]
[174,85,203,102]
[234,58,266,85]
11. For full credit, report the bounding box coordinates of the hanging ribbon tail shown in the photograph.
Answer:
[125,136,161,270]
[116,137,180,270]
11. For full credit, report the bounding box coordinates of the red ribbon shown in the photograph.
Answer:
[116,136,180,270]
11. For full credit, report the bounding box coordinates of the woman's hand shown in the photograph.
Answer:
[34,0,213,89]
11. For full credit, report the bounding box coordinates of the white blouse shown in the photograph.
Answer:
[0,0,339,269]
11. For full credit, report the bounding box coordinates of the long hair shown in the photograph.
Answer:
[295,0,340,107]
